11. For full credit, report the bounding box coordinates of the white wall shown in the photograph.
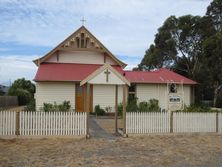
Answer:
[136,84,192,110]
[93,85,123,112]
[35,82,75,111]
[106,56,117,65]
[88,68,125,85]
[182,85,191,106]
[45,51,117,65]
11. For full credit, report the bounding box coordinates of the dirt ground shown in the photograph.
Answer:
[0,117,222,167]
[95,117,123,133]
[0,135,222,167]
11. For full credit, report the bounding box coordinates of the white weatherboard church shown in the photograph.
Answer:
[33,26,196,112]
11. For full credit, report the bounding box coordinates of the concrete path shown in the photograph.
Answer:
[89,116,117,140]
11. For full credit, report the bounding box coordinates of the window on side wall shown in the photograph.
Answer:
[169,83,177,93]
[128,84,136,99]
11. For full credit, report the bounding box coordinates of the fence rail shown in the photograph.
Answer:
[0,111,86,136]
[127,112,222,134]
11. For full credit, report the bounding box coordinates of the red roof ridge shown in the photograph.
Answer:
[41,62,121,67]
[160,68,197,83]
[124,68,162,73]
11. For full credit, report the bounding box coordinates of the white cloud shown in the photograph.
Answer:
[0,55,38,83]
[0,0,211,82]
[0,0,211,57]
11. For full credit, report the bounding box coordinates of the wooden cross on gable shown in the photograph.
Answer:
[104,69,111,82]
[80,17,86,26]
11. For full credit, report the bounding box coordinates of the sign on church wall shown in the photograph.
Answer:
[168,94,183,111]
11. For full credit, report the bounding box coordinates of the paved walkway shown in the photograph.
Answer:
[89,116,117,140]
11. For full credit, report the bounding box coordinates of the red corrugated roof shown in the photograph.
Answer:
[124,68,197,84]
[34,63,124,82]
[34,63,196,84]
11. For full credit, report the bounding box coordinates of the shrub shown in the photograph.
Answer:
[58,101,71,112]
[94,105,105,116]
[183,105,211,112]
[13,88,32,105]
[40,101,71,112]
[138,101,149,112]
[8,78,35,105]
[41,103,53,112]
[148,99,161,112]
[118,103,123,116]
[216,93,222,108]
[126,97,138,112]
[24,99,36,111]
[105,106,112,113]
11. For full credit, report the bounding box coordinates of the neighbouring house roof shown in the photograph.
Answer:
[0,84,9,94]
[33,26,127,67]
[34,63,197,85]
[124,68,197,85]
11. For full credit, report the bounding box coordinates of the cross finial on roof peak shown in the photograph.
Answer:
[80,17,86,26]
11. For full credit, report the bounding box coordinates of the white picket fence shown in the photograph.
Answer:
[126,112,222,134]
[0,111,86,136]
[126,112,170,133]
[0,111,16,135]
[173,112,216,133]
[20,112,86,136]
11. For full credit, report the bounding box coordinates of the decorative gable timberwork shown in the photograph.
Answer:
[60,29,104,52]
[33,26,127,67]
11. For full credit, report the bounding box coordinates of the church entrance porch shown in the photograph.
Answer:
[84,83,128,138]
[79,63,130,138]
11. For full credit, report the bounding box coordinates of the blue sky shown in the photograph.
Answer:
[0,0,211,85]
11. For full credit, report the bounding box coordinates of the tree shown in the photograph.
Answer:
[206,0,222,32]
[202,31,222,106]
[139,15,207,80]
[8,78,35,105]
[138,16,177,70]
[137,0,222,105]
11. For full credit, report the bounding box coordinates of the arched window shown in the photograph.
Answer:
[169,83,177,93]
[81,33,85,48]
[85,38,88,48]
[76,37,80,48]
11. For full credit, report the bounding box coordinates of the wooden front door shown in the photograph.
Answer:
[76,84,93,112]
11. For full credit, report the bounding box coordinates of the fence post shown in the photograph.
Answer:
[16,111,20,136]
[122,84,127,137]
[216,112,219,133]
[170,111,173,133]
[115,85,118,134]
[86,83,90,139]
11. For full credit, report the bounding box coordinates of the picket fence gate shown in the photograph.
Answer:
[126,112,222,134]
[0,111,87,136]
